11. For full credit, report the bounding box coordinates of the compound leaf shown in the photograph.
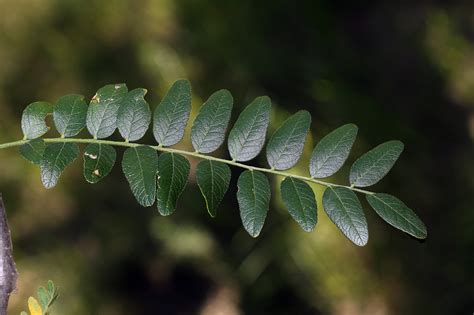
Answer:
[153,79,192,146]
[196,160,231,217]
[21,101,53,139]
[83,143,116,184]
[322,186,368,246]
[122,146,158,207]
[53,94,87,137]
[117,88,151,141]
[191,89,233,153]
[156,152,190,216]
[310,123,358,178]
[281,177,317,232]
[228,96,271,162]
[237,170,271,237]
[266,110,311,170]
[40,142,79,189]
[350,140,404,187]
[367,193,427,239]
[87,83,128,139]
[20,139,46,165]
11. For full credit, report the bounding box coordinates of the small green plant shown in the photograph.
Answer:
[20,280,59,315]
[0,80,427,245]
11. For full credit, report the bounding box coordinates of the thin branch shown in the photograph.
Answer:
[0,138,374,195]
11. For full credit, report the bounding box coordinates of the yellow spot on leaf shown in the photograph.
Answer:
[93,169,101,176]
[28,297,43,315]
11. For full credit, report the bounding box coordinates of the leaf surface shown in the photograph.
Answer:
[237,170,271,237]
[153,80,192,146]
[83,143,116,184]
[191,89,233,153]
[266,110,311,170]
[37,286,49,309]
[122,146,158,206]
[196,160,231,217]
[117,88,151,141]
[87,83,128,139]
[20,139,46,165]
[322,186,368,246]
[156,153,190,216]
[40,142,79,189]
[21,101,53,139]
[367,193,427,239]
[310,124,358,178]
[53,94,87,137]
[281,177,317,232]
[228,96,271,162]
[28,297,42,315]
[350,140,404,187]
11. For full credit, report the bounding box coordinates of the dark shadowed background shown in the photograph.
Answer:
[0,1,473,314]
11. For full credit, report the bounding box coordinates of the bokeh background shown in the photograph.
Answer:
[0,1,473,314]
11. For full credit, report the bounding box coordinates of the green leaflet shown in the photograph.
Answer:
[266,110,311,170]
[19,139,46,165]
[191,89,233,153]
[83,143,116,184]
[310,124,358,178]
[228,96,271,162]
[367,193,427,239]
[153,80,192,146]
[196,160,231,217]
[37,286,49,309]
[156,153,190,216]
[21,101,53,139]
[53,94,87,137]
[280,177,317,232]
[40,142,79,189]
[350,140,404,187]
[117,88,151,141]
[122,146,158,207]
[237,170,271,237]
[322,186,368,246]
[87,83,128,139]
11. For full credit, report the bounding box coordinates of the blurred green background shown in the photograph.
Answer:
[0,1,473,314]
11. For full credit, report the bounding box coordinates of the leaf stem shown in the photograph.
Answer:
[0,138,374,195]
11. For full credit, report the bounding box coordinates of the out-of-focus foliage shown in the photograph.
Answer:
[20,280,59,315]
[0,1,472,314]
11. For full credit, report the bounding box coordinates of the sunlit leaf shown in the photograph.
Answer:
[237,170,271,237]
[156,153,190,216]
[40,142,79,189]
[27,297,42,315]
[266,110,311,170]
[367,193,427,239]
[20,139,45,165]
[122,146,158,206]
[87,83,128,139]
[281,177,317,232]
[350,140,404,187]
[191,89,233,153]
[21,101,53,139]
[322,186,368,246]
[153,79,192,146]
[53,94,87,137]
[196,160,231,217]
[228,96,271,162]
[310,123,358,178]
[37,286,49,309]
[83,143,116,184]
[117,88,151,141]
